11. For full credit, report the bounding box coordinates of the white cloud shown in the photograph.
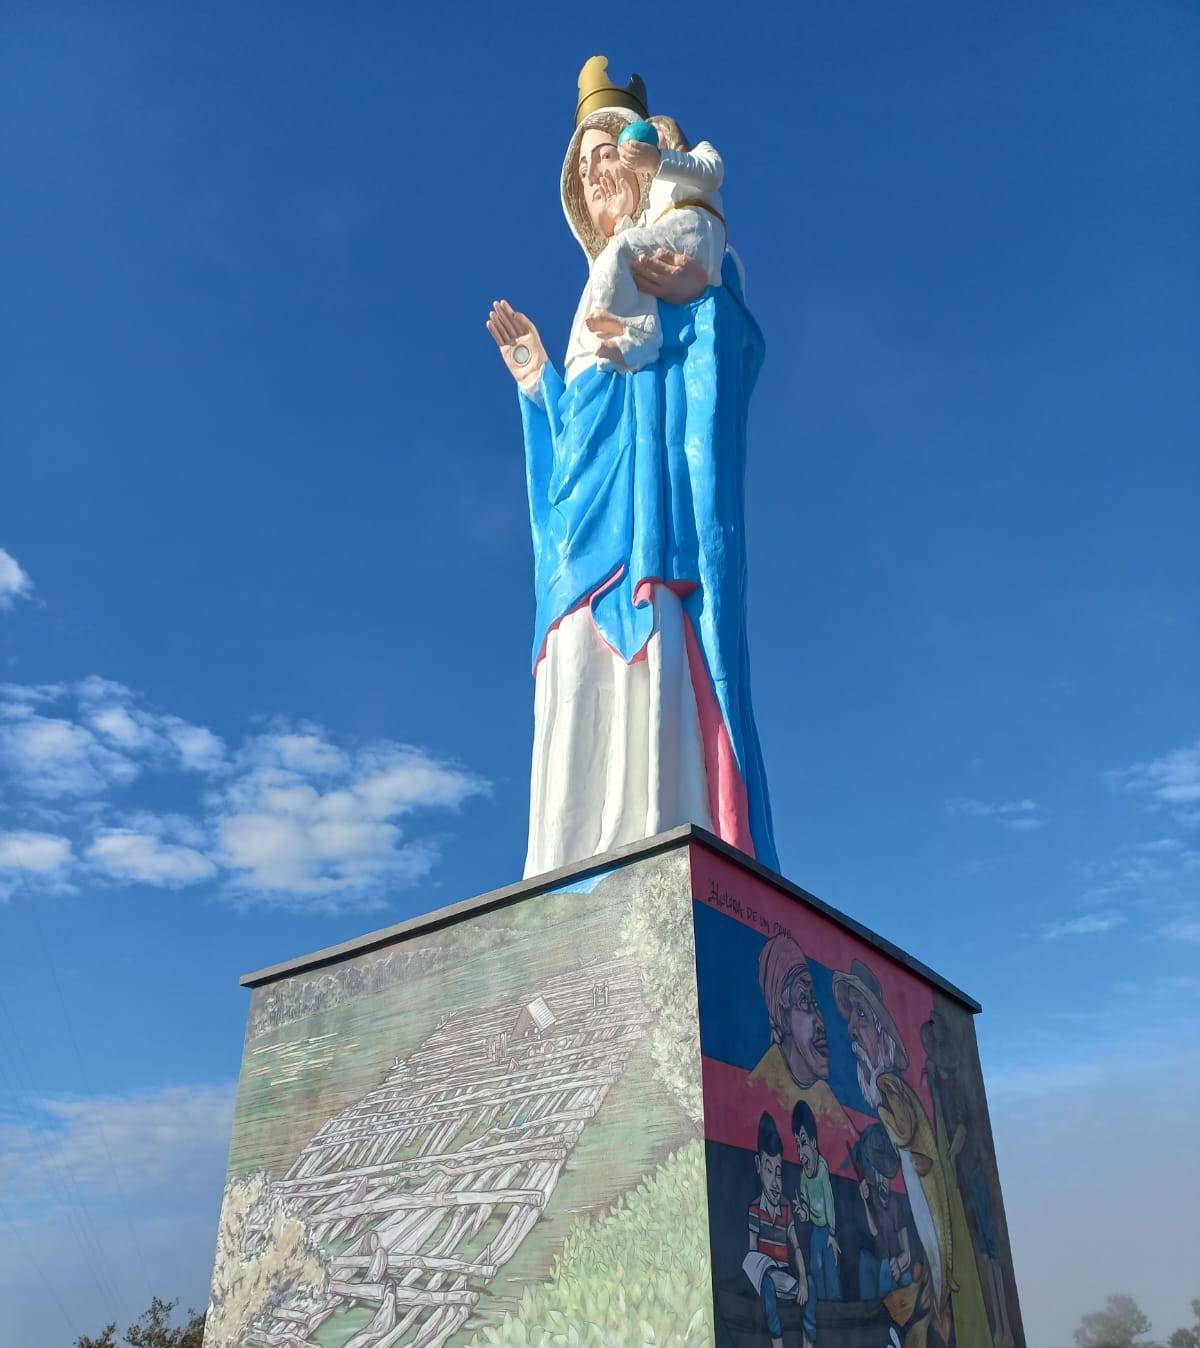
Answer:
[0,1082,235,1199]
[1111,738,1200,818]
[214,729,486,907]
[1155,913,1200,944]
[241,728,348,776]
[0,681,64,706]
[75,679,228,775]
[75,675,135,704]
[0,547,32,609]
[0,683,488,907]
[163,718,226,773]
[0,829,73,900]
[946,796,1045,831]
[1040,908,1126,939]
[1078,840,1200,925]
[1004,816,1045,833]
[119,810,209,848]
[0,681,226,800]
[87,828,217,888]
[0,711,140,797]
[0,829,72,873]
[0,1082,233,1348]
[1139,837,1185,855]
[87,702,155,751]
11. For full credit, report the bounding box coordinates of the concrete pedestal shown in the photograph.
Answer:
[204,826,1024,1348]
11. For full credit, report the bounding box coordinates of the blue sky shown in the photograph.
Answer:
[1,2,1197,1344]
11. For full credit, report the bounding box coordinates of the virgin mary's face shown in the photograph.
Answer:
[578,126,640,238]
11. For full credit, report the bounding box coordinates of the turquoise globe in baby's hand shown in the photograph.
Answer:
[617,119,661,172]
[618,120,660,147]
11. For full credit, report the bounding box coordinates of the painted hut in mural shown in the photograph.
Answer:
[510,996,556,1042]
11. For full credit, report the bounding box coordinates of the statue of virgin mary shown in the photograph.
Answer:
[487,57,778,878]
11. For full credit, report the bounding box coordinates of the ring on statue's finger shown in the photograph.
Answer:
[513,343,532,367]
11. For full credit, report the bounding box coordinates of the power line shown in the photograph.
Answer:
[0,1194,81,1341]
[27,900,154,1294]
[0,993,129,1320]
[0,1044,124,1315]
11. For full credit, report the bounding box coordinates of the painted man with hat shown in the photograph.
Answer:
[833,960,993,1346]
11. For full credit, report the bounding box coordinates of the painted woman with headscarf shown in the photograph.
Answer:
[749,934,860,1163]
[486,57,778,877]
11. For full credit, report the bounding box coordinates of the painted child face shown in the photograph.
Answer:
[794,1126,818,1177]
[756,1148,783,1207]
[875,1170,892,1208]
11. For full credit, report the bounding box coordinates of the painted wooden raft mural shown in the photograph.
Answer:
[267,955,645,1344]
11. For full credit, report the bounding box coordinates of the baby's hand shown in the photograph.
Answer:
[619,140,661,173]
[585,310,625,338]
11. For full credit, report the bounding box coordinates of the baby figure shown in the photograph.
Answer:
[585,117,726,372]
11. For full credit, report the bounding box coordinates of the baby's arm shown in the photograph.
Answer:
[656,140,724,194]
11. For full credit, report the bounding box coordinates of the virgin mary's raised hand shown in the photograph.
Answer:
[486,300,548,387]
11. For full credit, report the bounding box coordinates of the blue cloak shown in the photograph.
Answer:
[519,260,777,869]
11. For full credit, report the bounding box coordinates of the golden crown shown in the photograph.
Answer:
[575,55,648,126]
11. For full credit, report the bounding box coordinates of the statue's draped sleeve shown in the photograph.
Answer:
[519,364,567,604]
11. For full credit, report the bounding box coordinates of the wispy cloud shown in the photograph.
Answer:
[1050,827,1200,946]
[988,1022,1200,1348]
[87,828,218,888]
[211,728,486,908]
[0,547,33,609]
[0,1082,235,1200]
[945,796,1046,831]
[0,1081,234,1346]
[1078,837,1200,923]
[0,828,74,900]
[0,681,489,910]
[0,824,74,900]
[0,678,222,800]
[1110,737,1200,823]
[1139,836,1186,855]
[1154,912,1200,944]
[1040,908,1126,940]
[0,829,72,873]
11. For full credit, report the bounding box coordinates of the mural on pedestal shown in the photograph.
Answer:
[690,849,1024,1348]
[203,849,713,1348]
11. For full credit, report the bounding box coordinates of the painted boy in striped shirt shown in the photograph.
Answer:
[743,1111,815,1348]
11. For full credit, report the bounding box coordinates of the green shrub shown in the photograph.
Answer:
[620,855,704,1126]
[466,1142,712,1348]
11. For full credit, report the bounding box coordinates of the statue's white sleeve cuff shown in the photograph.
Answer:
[518,367,545,406]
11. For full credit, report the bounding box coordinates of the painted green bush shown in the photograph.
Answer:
[620,854,704,1125]
[467,1141,712,1348]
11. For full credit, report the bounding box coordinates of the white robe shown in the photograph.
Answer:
[524,586,713,877]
